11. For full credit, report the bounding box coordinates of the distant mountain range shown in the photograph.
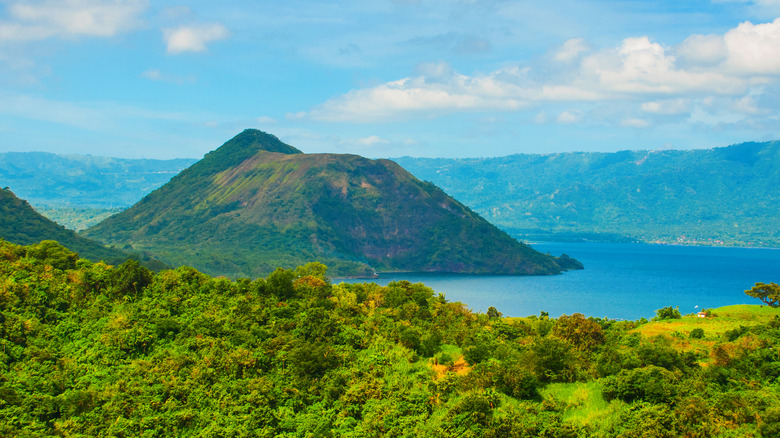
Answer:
[395,141,780,247]
[82,130,571,277]
[0,151,195,208]
[3,139,778,248]
[0,187,166,270]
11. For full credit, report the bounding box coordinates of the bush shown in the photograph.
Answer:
[689,328,705,339]
[654,306,682,321]
[602,365,680,404]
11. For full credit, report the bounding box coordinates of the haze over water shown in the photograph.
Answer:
[339,243,780,321]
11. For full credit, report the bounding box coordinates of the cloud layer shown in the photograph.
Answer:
[0,0,147,41]
[302,18,780,129]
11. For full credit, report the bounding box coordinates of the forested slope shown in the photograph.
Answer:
[1,239,779,436]
[394,141,780,246]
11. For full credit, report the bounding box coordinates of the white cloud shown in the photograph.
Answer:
[640,99,691,115]
[163,23,230,54]
[731,95,765,114]
[300,18,780,125]
[580,36,741,95]
[621,118,650,128]
[355,135,389,146]
[256,116,277,124]
[0,0,147,42]
[306,70,530,122]
[554,38,588,62]
[557,110,583,124]
[723,18,780,74]
[676,34,728,67]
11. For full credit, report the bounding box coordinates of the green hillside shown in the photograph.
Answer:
[1,239,778,437]
[0,187,166,269]
[0,187,129,263]
[0,151,195,229]
[394,141,780,247]
[83,130,572,277]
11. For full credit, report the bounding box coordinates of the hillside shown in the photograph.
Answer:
[1,239,778,437]
[394,141,780,247]
[0,187,158,266]
[0,151,195,229]
[83,130,571,278]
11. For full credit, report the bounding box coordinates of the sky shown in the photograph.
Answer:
[2,0,780,159]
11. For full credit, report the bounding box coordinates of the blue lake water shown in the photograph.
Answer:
[337,243,780,320]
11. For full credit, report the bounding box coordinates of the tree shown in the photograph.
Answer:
[25,240,78,270]
[744,282,780,307]
[552,313,605,352]
[486,306,502,319]
[654,306,681,320]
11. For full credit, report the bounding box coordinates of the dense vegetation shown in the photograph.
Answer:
[33,206,123,231]
[0,188,164,270]
[394,140,780,247]
[83,130,571,278]
[1,238,779,437]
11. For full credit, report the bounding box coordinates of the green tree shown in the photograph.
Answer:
[25,240,78,270]
[552,313,605,352]
[486,306,501,319]
[654,306,682,320]
[602,365,680,404]
[744,282,780,307]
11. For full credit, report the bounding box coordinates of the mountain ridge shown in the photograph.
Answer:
[83,130,570,277]
[393,140,780,247]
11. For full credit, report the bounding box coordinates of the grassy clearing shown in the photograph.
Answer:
[631,304,780,363]
[541,381,625,434]
[635,305,779,338]
[430,344,468,379]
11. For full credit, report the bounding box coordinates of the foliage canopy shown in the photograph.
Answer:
[0,238,778,437]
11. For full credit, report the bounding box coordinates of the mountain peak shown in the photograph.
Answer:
[226,129,303,155]
[85,131,573,277]
[178,129,302,179]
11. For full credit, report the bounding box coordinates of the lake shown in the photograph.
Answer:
[337,242,780,320]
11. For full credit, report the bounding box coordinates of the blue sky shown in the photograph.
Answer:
[2,0,780,159]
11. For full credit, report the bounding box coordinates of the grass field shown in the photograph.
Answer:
[631,304,780,357]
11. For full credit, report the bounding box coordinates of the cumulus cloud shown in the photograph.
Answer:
[676,34,728,67]
[163,23,230,54]
[306,67,529,122]
[0,0,147,41]
[301,18,780,125]
[723,18,780,74]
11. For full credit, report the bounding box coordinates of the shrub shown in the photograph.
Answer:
[654,306,681,321]
[602,365,680,404]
